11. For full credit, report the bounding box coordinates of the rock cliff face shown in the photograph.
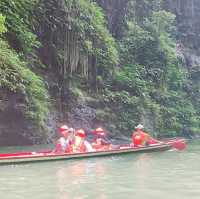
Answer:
[163,0,200,79]
[97,0,200,75]
[96,0,129,38]
[98,0,200,52]
[1,0,200,145]
[165,0,200,50]
[0,90,35,145]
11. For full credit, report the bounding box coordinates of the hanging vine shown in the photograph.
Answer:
[35,0,118,93]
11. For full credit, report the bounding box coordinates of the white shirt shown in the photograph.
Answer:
[58,137,67,151]
[84,140,95,152]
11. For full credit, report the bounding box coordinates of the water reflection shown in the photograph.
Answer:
[56,160,109,199]
[132,153,153,177]
[1,141,200,199]
[55,154,157,199]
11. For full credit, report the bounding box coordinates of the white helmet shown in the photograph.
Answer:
[135,124,144,129]
[68,128,75,133]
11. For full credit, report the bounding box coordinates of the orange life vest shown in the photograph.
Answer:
[92,142,103,150]
[92,138,112,151]
[72,136,86,153]
[132,130,150,146]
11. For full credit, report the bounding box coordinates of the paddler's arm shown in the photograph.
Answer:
[100,137,111,145]
[84,140,95,152]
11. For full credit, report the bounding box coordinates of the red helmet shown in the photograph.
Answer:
[60,130,69,137]
[94,127,106,136]
[75,129,86,138]
[59,125,69,132]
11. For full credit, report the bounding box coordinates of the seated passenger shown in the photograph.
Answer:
[92,128,112,151]
[67,128,75,144]
[72,129,94,153]
[131,124,159,147]
[54,125,69,153]
[65,128,76,153]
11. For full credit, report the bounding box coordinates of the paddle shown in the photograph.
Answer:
[165,138,187,150]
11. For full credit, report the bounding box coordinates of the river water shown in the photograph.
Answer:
[0,140,200,199]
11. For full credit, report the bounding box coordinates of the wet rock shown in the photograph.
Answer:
[0,89,39,146]
[68,104,96,133]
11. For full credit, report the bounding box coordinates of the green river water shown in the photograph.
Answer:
[0,140,200,199]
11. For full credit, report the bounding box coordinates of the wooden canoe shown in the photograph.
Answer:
[0,143,171,165]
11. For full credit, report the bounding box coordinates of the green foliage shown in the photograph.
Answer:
[0,0,40,54]
[108,3,199,137]
[156,90,200,136]
[64,0,119,77]
[0,0,199,140]
[0,40,49,129]
[120,22,154,65]
[0,14,7,35]
[114,64,149,96]
[37,0,118,77]
[98,89,141,135]
[76,0,119,70]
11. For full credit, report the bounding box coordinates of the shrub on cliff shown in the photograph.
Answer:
[0,40,49,131]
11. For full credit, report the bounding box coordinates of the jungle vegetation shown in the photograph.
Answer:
[0,0,199,141]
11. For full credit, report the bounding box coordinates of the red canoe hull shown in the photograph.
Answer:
[0,144,170,165]
[0,138,186,165]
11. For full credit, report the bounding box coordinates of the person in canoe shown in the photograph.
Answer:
[54,125,69,153]
[54,125,75,153]
[67,127,75,144]
[92,127,112,151]
[131,124,160,147]
[72,129,94,153]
